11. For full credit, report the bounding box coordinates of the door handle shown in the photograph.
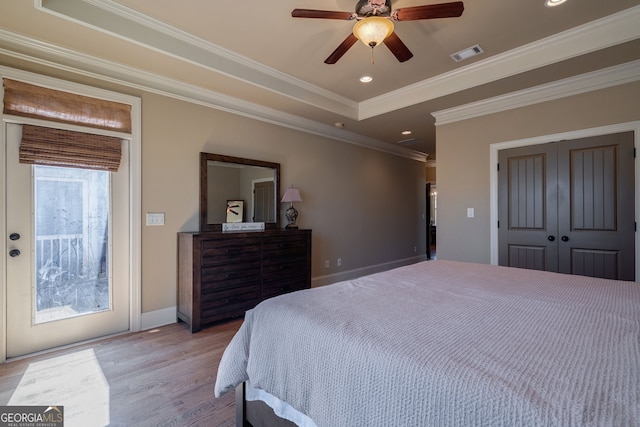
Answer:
[9,233,20,241]
[9,249,21,257]
[561,235,569,242]
[547,235,555,242]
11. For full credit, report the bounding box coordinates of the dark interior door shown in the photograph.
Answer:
[557,133,635,280]
[499,132,635,280]
[426,183,432,260]
[253,180,274,222]
[498,143,558,272]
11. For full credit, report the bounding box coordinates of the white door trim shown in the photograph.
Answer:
[489,121,640,281]
[0,66,142,362]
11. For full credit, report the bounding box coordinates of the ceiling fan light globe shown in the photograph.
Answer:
[353,17,394,48]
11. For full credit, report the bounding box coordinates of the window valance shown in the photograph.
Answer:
[3,78,132,133]
[20,124,122,172]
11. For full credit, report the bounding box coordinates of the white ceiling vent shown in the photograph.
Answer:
[450,44,484,62]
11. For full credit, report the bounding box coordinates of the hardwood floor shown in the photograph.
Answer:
[0,319,243,427]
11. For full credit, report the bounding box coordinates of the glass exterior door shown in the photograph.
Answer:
[6,123,130,358]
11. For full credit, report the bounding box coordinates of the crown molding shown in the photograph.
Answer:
[0,29,425,162]
[360,5,640,119]
[36,0,359,119]
[432,59,640,125]
[33,1,640,123]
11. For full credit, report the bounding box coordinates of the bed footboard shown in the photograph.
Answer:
[235,382,297,427]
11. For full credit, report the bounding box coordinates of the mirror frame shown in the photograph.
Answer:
[200,152,281,232]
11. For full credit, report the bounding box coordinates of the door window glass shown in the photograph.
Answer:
[34,165,110,323]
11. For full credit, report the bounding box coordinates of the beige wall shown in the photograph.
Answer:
[141,94,427,311]
[435,81,640,264]
[1,58,428,315]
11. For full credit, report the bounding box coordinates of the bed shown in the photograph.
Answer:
[214,260,640,426]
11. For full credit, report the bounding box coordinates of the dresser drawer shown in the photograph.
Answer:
[201,237,262,266]
[262,257,307,280]
[201,261,261,291]
[200,285,261,315]
[262,276,308,299]
[200,284,260,311]
[262,256,308,299]
[262,234,308,258]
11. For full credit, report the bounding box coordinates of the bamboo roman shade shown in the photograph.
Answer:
[20,125,122,172]
[2,78,130,171]
[3,78,132,133]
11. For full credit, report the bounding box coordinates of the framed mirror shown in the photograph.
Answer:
[200,153,280,231]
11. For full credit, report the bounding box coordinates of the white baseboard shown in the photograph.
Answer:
[140,306,177,330]
[312,255,428,288]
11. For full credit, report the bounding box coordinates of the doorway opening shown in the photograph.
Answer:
[426,183,437,259]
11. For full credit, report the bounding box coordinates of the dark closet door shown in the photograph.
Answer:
[499,132,635,281]
[557,133,635,280]
[498,143,558,272]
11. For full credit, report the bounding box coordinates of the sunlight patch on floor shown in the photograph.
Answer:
[8,348,110,427]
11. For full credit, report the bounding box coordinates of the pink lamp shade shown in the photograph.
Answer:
[281,187,302,229]
[281,187,302,203]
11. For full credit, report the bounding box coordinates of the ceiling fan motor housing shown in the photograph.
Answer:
[355,0,392,17]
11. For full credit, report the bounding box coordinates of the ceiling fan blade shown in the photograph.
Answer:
[292,9,354,20]
[384,32,413,62]
[394,1,464,21]
[324,33,358,64]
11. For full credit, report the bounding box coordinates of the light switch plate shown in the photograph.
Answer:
[467,208,474,218]
[146,212,165,226]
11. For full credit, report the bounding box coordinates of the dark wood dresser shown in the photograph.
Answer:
[177,229,311,332]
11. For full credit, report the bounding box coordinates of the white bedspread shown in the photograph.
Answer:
[215,260,640,426]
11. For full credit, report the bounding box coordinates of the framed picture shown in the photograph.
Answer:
[226,200,244,223]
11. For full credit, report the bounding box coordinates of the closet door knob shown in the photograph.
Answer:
[547,235,555,242]
[9,249,21,257]
[9,233,20,241]
[561,236,569,242]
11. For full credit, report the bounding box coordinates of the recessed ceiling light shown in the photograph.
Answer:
[402,130,412,135]
[360,75,373,83]
[545,0,567,6]
[450,44,484,62]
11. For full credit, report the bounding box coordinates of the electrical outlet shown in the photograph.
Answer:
[325,259,330,269]
[337,258,342,267]
[146,212,165,226]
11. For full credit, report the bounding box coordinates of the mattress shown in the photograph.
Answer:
[215,260,640,426]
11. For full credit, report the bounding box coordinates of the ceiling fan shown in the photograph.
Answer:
[291,0,464,64]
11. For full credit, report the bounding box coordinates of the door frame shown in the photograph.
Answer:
[0,66,142,362]
[490,121,640,281]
